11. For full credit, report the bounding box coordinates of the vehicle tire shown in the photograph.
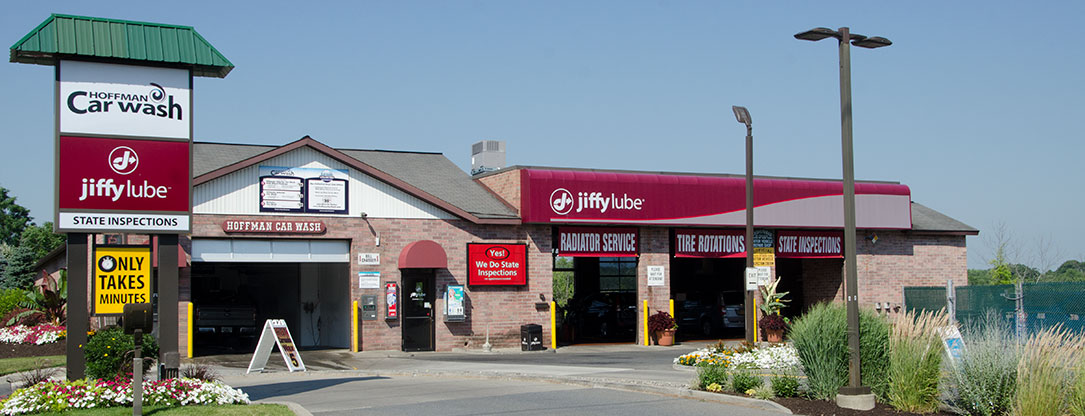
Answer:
[701,320,712,337]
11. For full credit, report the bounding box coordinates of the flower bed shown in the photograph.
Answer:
[0,377,250,415]
[0,325,66,345]
[675,343,800,370]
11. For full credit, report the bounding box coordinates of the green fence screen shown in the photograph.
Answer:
[904,282,1085,335]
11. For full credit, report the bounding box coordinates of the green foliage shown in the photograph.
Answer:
[84,327,158,380]
[16,269,66,324]
[553,271,574,308]
[859,309,891,401]
[730,369,763,393]
[1014,326,1084,416]
[757,277,790,316]
[1,243,37,290]
[0,188,31,247]
[696,365,729,389]
[887,310,947,413]
[0,288,27,319]
[789,302,848,400]
[1070,361,1085,416]
[943,312,1018,416]
[18,222,63,261]
[771,373,800,398]
[647,310,676,333]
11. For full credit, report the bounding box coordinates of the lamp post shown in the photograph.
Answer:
[795,26,891,410]
[732,105,755,344]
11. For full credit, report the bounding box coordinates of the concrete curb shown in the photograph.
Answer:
[256,400,313,416]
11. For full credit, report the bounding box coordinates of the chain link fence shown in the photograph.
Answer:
[904,281,1085,336]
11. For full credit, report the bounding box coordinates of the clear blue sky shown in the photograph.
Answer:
[3,1,1084,270]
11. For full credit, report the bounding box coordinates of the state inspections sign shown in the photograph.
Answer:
[93,246,152,315]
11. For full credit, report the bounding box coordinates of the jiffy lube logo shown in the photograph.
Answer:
[550,188,644,215]
[66,82,183,121]
[79,146,170,202]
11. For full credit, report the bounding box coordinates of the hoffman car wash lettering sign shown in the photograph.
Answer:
[221,220,325,234]
[60,60,190,139]
[467,243,528,286]
[93,246,152,315]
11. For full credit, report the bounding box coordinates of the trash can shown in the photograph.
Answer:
[520,324,543,351]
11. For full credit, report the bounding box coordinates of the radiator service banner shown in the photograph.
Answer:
[556,227,638,257]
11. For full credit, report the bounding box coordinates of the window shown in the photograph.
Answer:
[553,256,575,307]
[599,257,637,293]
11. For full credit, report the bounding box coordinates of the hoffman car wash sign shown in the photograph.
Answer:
[93,246,152,315]
[55,60,192,233]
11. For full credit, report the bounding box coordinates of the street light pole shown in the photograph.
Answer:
[795,26,891,410]
[732,105,755,344]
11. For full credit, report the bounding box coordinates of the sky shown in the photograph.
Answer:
[2,1,1083,270]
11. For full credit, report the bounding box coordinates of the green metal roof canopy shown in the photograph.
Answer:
[10,14,233,78]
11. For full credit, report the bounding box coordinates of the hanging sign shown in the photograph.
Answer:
[674,229,746,258]
[385,282,398,320]
[753,247,775,267]
[776,230,844,258]
[467,243,528,286]
[445,285,465,322]
[556,227,638,257]
[93,245,153,315]
[259,166,349,214]
[247,319,305,373]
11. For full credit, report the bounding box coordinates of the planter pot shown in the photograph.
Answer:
[655,329,676,346]
[765,328,784,343]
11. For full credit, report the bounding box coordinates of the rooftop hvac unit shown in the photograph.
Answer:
[471,140,506,175]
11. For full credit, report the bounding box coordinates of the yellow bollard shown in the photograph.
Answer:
[186,302,194,358]
[669,299,675,319]
[753,297,758,343]
[351,300,359,352]
[643,300,649,346]
[550,301,557,350]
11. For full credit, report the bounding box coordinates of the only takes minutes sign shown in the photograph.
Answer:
[93,246,152,315]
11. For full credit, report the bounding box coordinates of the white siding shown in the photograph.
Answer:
[194,147,454,219]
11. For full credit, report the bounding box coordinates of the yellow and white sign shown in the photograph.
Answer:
[753,247,775,267]
[94,246,152,315]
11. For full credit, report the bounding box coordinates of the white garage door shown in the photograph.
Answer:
[192,239,350,263]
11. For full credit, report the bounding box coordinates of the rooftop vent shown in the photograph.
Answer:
[471,140,506,175]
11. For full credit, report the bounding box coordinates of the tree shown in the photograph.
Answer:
[0,223,64,290]
[0,187,31,246]
[19,222,63,260]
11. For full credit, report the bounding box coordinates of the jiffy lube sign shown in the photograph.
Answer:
[55,60,193,233]
[60,60,190,139]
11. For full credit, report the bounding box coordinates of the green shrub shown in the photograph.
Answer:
[789,302,848,400]
[0,289,26,320]
[731,369,763,393]
[860,308,890,401]
[697,365,728,390]
[84,327,158,380]
[943,312,1018,416]
[771,373,801,398]
[887,310,947,413]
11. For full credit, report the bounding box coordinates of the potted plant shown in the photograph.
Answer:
[758,277,790,343]
[648,311,678,346]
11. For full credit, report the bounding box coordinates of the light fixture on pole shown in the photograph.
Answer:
[732,105,755,344]
[795,26,891,411]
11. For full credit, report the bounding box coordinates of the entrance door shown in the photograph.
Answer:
[401,270,435,352]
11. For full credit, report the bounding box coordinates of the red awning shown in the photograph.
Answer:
[398,240,448,269]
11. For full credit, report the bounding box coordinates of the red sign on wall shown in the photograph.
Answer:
[556,227,638,257]
[468,243,528,286]
[674,229,746,258]
[776,230,844,258]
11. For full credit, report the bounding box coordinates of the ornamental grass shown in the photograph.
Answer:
[887,309,948,413]
[1014,325,1085,416]
[941,312,1019,416]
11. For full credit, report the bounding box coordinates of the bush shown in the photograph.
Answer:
[731,369,763,393]
[0,289,26,320]
[697,365,728,389]
[887,310,947,413]
[789,302,848,400]
[180,363,220,382]
[84,327,158,380]
[759,314,787,331]
[859,308,890,401]
[1015,325,1084,416]
[647,311,676,333]
[771,372,801,398]
[942,312,1018,416]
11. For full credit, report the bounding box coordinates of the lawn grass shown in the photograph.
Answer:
[30,404,294,415]
[0,355,64,376]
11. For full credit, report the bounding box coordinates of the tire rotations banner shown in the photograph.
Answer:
[556,227,638,257]
[674,229,746,258]
[467,243,528,286]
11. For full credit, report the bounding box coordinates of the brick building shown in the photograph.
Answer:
[164,135,974,354]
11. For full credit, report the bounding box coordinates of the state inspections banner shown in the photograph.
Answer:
[93,245,152,315]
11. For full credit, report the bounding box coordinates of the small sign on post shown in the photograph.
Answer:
[247,319,306,374]
[745,267,758,291]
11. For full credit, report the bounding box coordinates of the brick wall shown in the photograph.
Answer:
[475,170,522,215]
[190,214,553,352]
[637,227,671,345]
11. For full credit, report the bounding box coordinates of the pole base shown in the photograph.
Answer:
[836,390,875,411]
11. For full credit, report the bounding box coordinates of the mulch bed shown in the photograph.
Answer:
[0,341,66,360]
[775,397,953,416]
